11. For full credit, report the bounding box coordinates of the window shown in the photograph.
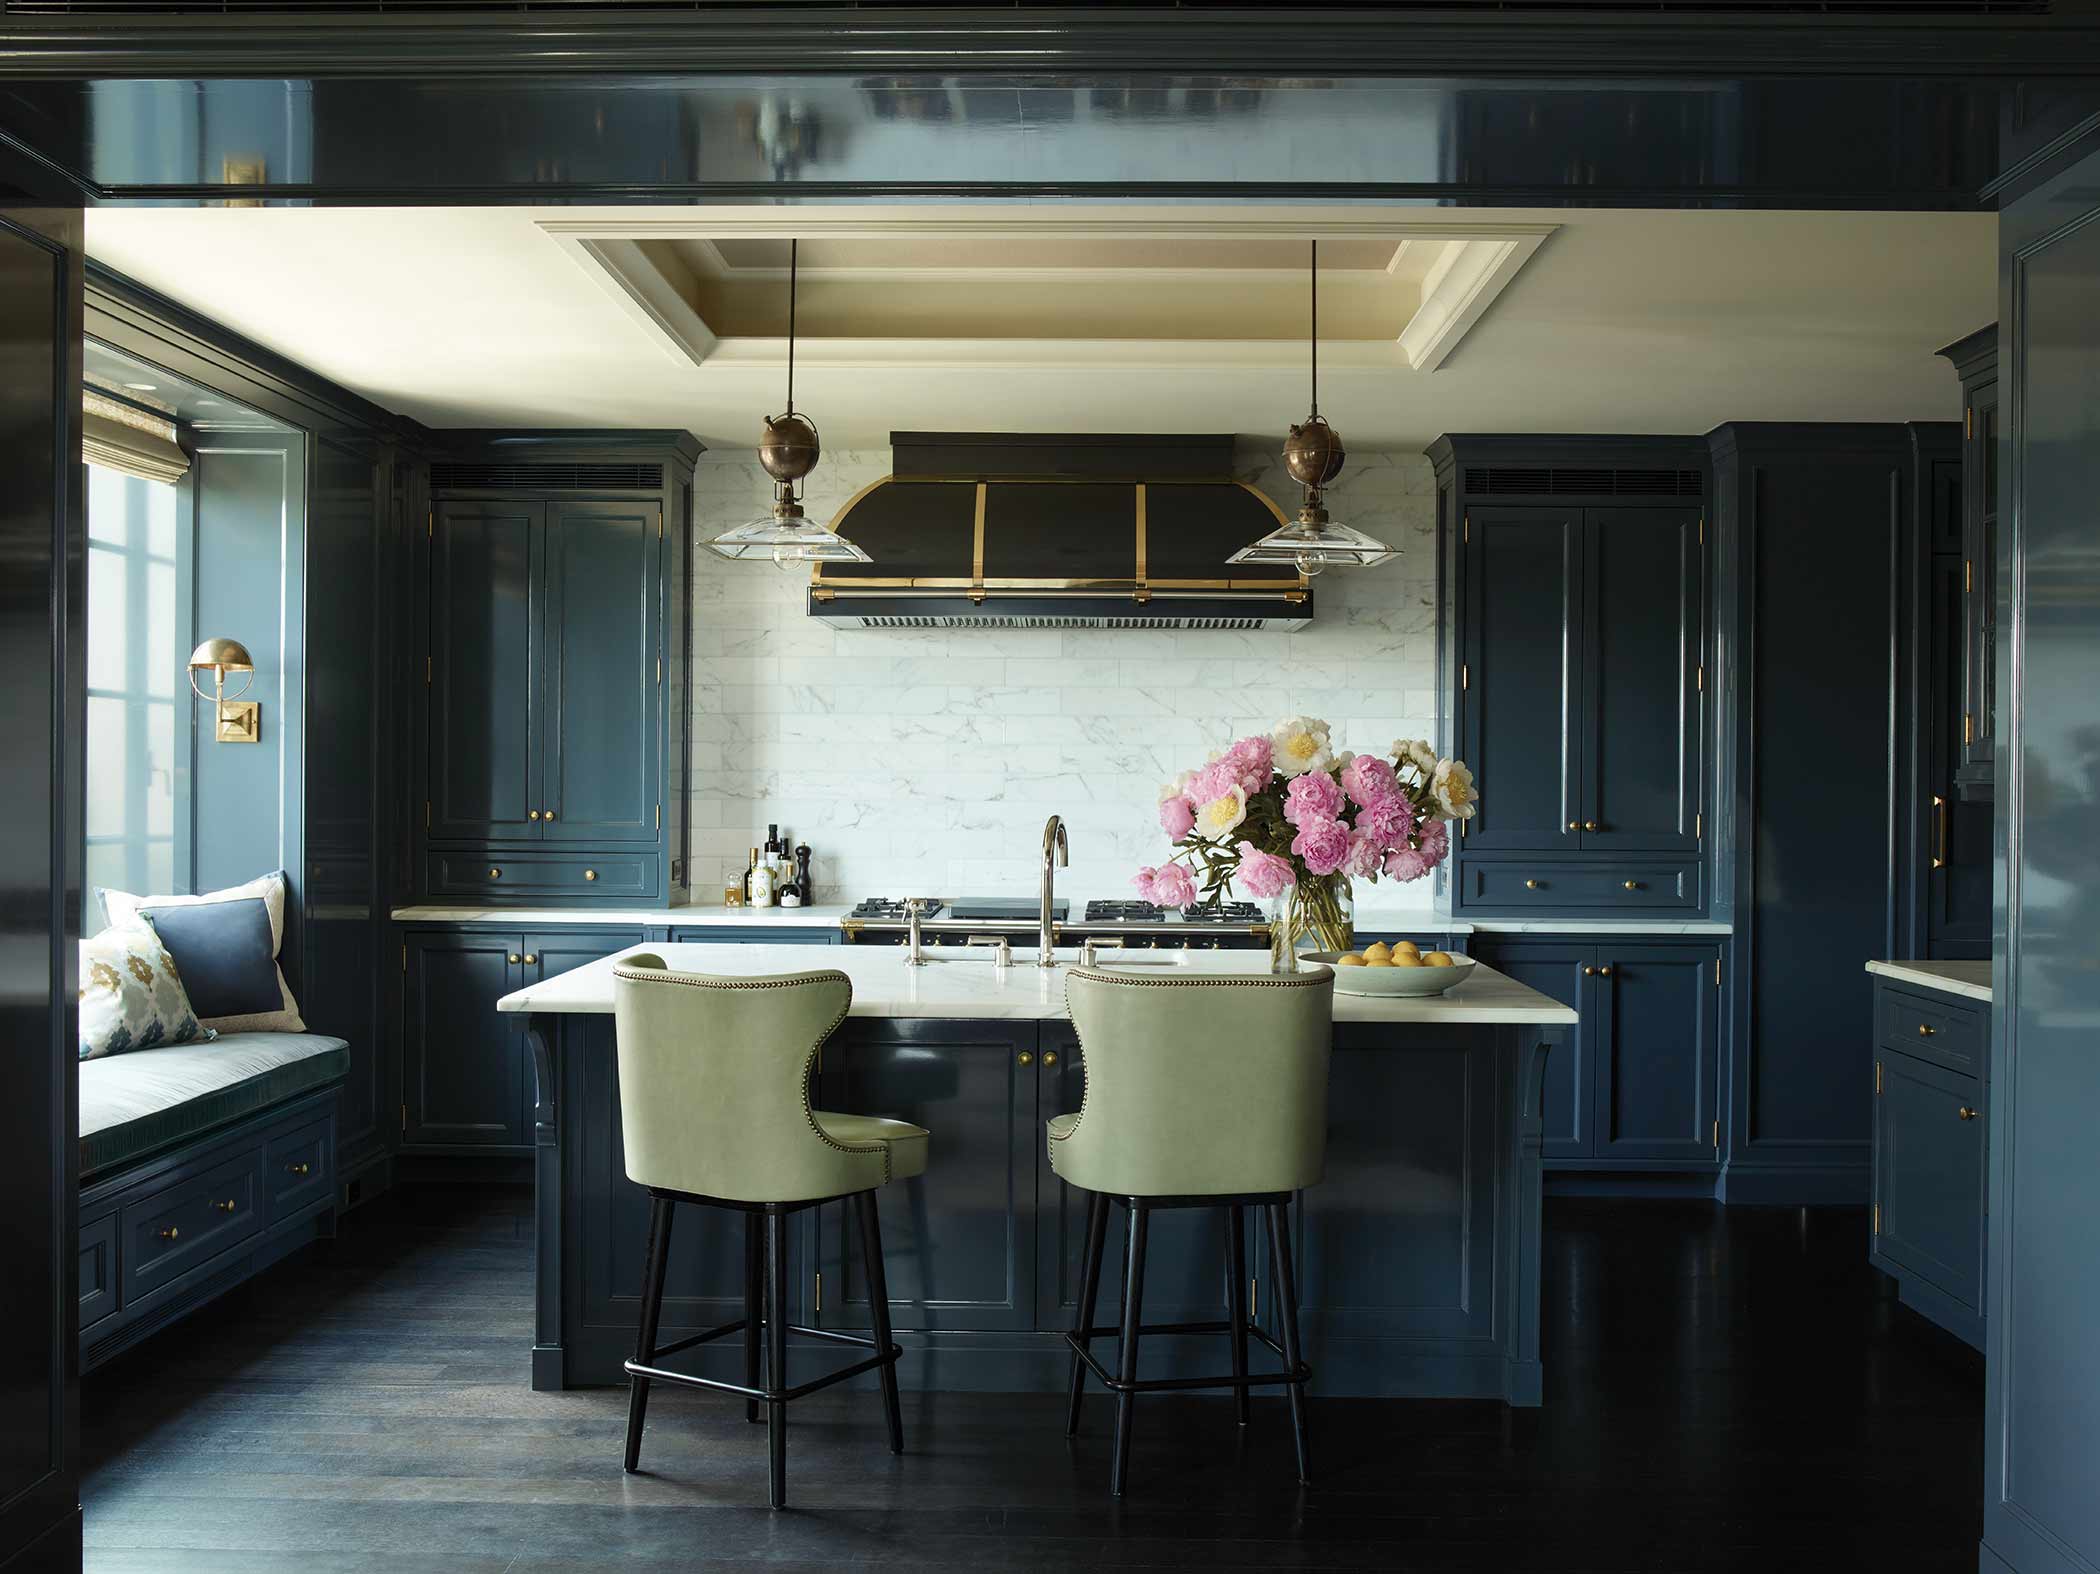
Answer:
[84,462,189,919]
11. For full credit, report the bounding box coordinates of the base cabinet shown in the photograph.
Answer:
[1870,979,1988,1349]
[1471,936,1721,1171]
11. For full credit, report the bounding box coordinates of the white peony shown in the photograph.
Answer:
[1392,738,1439,774]
[1432,757,1479,820]
[1193,784,1249,839]
[1270,716,1334,778]
[1158,772,1193,805]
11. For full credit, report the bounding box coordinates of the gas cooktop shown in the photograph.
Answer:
[847,897,1070,922]
[1084,899,1266,925]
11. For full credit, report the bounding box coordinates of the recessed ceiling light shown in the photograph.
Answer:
[196,400,220,408]
[122,382,156,391]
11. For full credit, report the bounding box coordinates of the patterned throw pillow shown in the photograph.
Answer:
[78,926,216,1060]
[99,869,305,1035]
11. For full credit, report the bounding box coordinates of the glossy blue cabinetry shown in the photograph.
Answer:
[1429,437,1710,915]
[1936,325,1997,803]
[1870,983,1986,1351]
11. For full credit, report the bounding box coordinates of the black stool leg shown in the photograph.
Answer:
[623,1194,674,1473]
[1265,1201,1311,1486]
[765,1206,789,1509]
[1225,1203,1251,1427]
[743,1211,763,1423]
[1066,1189,1110,1437]
[855,1190,905,1455]
[1110,1199,1149,1497]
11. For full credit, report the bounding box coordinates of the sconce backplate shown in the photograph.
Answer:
[217,701,260,744]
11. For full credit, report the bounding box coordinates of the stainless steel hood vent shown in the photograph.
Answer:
[808,433,1311,630]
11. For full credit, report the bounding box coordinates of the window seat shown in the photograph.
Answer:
[81,1032,349,1180]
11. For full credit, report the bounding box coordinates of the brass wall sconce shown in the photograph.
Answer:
[187,637,259,744]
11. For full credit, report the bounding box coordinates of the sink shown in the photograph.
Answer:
[1082,951,1190,967]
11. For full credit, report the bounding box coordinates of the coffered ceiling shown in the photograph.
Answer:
[83,204,1996,452]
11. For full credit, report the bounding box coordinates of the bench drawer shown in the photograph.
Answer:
[1461,860,1700,911]
[1877,986,1987,1076]
[79,1211,119,1331]
[121,1148,266,1304]
[266,1117,335,1222]
[426,849,657,901]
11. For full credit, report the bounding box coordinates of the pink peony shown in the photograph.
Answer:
[1290,816,1352,877]
[1341,828,1384,879]
[1355,789,1416,847]
[1283,770,1344,828]
[1235,842,1297,899]
[1340,753,1396,807]
[1131,865,1161,903]
[1416,818,1449,864]
[1185,759,1242,810]
[1159,795,1196,841]
[1149,861,1197,911]
[1223,735,1274,795]
[1383,845,1432,882]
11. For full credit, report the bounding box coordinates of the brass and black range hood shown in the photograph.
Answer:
[808,433,1311,629]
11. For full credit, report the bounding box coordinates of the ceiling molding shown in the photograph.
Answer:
[1398,234,1547,372]
[546,233,717,367]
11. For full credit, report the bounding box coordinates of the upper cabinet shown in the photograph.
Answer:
[1431,438,1709,912]
[415,434,699,906]
[1938,326,1998,802]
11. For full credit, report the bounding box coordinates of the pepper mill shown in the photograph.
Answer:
[793,845,813,906]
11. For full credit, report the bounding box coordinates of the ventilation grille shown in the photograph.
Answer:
[849,614,1281,631]
[431,461,663,491]
[1464,466,1703,498]
[1,1,2053,12]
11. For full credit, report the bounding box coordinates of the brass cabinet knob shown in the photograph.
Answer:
[1918,1023,1936,1037]
[1043,1050,1058,1067]
[286,1161,312,1176]
[1583,820,1599,832]
[488,867,502,880]
[1598,965,1613,977]
[1958,1105,1979,1121]
[1582,965,1598,977]
[529,809,541,821]
[522,953,538,965]
[214,1198,237,1213]
[1525,879,1542,890]
[1623,880,1641,891]
[1567,820,1579,831]
[508,952,522,964]
[1017,1051,1034,1067]
[543,811,555,822]
[158,1226,179,1242]
[584,869,598,882]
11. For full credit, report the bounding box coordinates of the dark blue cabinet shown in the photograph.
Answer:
[1937,326,1997,802]
[1472,941,1595,1159]
[427,499,539,844]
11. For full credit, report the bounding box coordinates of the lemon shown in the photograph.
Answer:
[1363,941,1393,960]
[1392,939,1421,956]
[1364,957,1395,968]
[1391,953,1425,968]
[1423,951,1454,967]
[1336,953,1367,967]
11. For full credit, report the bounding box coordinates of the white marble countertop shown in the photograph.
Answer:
[496,941,1578,1026]
[1446,918,1735,936]
[390,904,855,928]
[1866,959,1993,1004]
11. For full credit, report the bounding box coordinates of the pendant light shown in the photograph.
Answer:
[706,239,871,566]
[1228,240,1398,575]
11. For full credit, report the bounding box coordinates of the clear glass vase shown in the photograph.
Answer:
[1269,879,1355,973]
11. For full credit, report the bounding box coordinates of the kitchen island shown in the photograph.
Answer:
[498,944,1576,1404]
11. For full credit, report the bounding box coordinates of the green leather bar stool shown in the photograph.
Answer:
[611,954,929,1510]
[1051,965,1335,1496]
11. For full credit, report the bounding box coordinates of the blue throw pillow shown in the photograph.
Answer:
[141,897,281,1020]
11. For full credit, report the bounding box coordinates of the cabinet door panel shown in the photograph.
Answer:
[540,500,660,843]
[404,931,525,1148]
[1470,942,1595,1159]
[1593,944,1719,1164]
[817,1021,1036,1332]
[1035,1021,1234,1331]
[1874,1051,1983,1310]
[428,501,541,841]
[1925,549,1991,957]
[1460,506,1582,851]
[1957,379,1999,793]
[1581,506,1702,853]
[524,929,645,1141]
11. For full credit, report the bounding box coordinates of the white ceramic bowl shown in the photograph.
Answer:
[1302,951,1477,997]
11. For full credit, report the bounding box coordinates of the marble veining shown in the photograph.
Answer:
[1865,959,1993,1003]
[496,941,1577,1026]
[390,904,854,928]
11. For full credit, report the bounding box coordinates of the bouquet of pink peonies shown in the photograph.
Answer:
[1133,717,1478,967]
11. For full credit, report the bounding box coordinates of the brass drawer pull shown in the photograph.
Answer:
[285,1161,312,1177]
[158,1226,179,1242]
[1958,1105,1978,1121]
[584,869,597,882]
[488,867,502,880]
[1524,879,1542,890]
[1918,1023,1936,1037]
[1623,880,1642,891]
[214,1198,237,1214]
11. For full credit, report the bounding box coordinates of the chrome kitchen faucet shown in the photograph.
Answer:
[1039,814,1068,966]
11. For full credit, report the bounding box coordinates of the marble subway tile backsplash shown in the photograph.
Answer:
[688,442,1444,911]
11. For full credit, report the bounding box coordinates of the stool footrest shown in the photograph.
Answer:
[627,1325,901,1405]
[1065,1322,1306,1396]
[651,1316,748,1362]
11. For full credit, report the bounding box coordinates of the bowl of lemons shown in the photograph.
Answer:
[1303,940,1476,996]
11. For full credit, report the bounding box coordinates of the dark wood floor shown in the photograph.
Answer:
[80,1184,1982,1573]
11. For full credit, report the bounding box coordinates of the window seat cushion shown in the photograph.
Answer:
[80,1031,348,1180]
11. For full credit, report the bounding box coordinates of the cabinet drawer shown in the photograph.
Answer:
[1461,861,1699,911]
[1877,987,1987,1076]
[79,1210,119,1331]
[426,849,657,900]
[266,1117,335,1222]
[121,1148,266,1304]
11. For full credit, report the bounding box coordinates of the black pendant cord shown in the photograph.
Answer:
[1309,238,1318,422]
[785,237,797,419]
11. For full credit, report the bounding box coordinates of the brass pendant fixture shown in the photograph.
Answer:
[706,239,871,566]
[1229,239,1398,576]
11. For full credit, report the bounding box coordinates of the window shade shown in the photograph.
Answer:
[83,390,189,485]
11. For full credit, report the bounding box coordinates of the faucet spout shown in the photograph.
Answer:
[1038,814,1069,966]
